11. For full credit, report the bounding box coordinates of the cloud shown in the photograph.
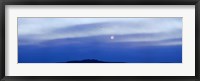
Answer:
[18,18,182,46]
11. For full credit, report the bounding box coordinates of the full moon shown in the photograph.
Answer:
[110,36,115,40]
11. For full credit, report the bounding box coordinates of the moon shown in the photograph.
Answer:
[110,36,115,40]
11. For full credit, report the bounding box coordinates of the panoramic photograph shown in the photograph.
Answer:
[18,18,182,63]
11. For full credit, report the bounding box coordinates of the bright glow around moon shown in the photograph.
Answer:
[110,36,115,40]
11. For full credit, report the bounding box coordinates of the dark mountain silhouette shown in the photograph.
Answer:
[56,59,179,63]
[61,59,126,63]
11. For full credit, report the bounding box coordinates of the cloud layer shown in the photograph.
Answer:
[18,18,182,46]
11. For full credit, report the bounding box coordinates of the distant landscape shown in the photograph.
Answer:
[59,59,180,63]
[62,59,125,63]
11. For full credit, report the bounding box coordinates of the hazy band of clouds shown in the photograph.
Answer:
[18,18,182,46]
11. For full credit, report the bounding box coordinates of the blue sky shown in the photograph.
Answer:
[18,18,182,63]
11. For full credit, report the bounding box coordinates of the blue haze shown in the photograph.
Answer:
[18,18,182,63]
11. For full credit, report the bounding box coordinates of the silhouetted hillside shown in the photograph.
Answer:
[63,59,125,63]
[55,59,180,63]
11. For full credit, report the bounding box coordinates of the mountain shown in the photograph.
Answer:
[61,59,125,63]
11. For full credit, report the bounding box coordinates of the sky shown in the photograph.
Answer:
[18,18,182,63]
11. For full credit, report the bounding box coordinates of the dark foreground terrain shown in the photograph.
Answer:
[61,59,125,63]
